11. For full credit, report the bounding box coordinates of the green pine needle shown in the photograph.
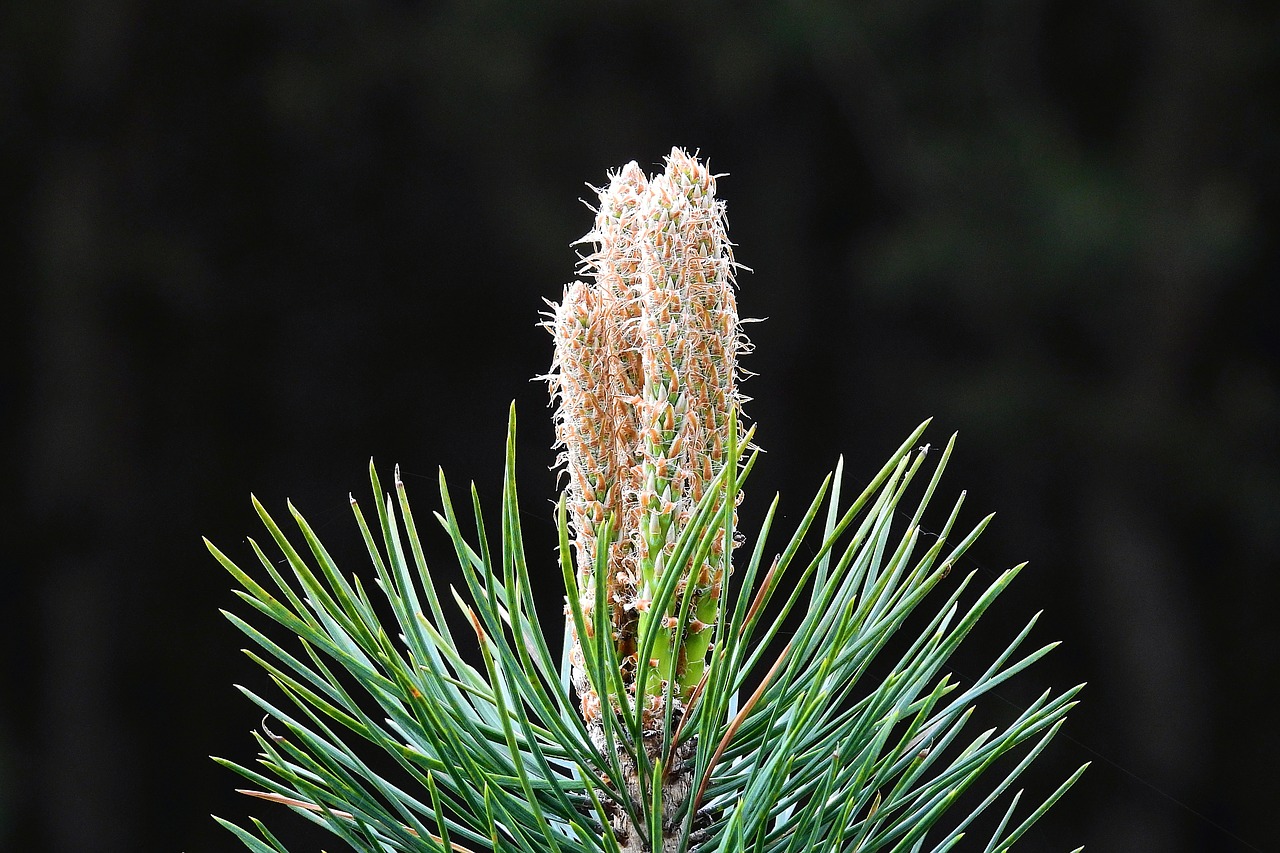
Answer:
[211,406,1084,852]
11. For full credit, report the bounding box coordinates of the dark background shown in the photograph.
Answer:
[3,1,1276,851]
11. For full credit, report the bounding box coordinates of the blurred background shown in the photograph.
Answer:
[3,1,1276,851]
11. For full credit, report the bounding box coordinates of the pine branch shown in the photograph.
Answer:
[210,149,1085,853]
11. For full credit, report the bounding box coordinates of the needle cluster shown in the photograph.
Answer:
[209,149,1086,853]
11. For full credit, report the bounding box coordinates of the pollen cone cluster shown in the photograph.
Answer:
[545,148,750,731]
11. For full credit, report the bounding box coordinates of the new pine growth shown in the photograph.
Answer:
[545,149,750,731]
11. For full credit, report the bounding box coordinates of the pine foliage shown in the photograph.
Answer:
[209,151,1085,852]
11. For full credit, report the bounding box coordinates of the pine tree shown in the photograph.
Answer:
[209,149,1086,853]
